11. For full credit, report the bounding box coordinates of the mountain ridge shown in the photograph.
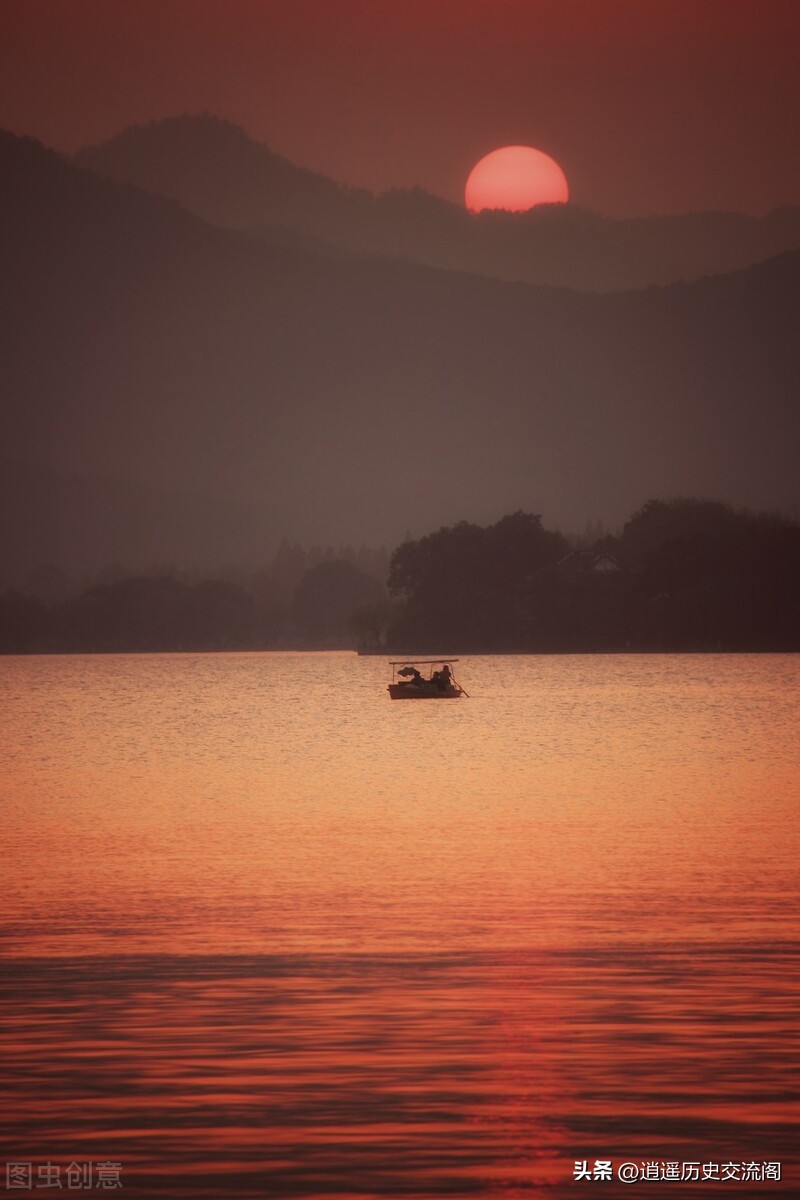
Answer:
[76,113,800,292]
[2,128,799,572]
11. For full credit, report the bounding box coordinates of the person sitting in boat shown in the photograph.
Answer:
[397,666,424,687]
[431,664,452,691]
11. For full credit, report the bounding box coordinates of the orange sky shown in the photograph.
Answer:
[1,0,799,215]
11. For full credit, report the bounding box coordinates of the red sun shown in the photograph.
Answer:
[465,146,569,213]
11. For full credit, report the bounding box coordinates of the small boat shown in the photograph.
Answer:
[387,659,466,699]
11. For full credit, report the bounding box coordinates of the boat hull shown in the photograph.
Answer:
[388,683,463,700]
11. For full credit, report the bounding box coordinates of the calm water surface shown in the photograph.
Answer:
[1,653,798,1197]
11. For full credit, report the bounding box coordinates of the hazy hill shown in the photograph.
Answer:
[2,129,799,574]
[0,458,271,584]
[76,114,800,292]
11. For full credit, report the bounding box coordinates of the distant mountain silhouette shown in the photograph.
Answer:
[76,114,800,291]
[2,129,799,574]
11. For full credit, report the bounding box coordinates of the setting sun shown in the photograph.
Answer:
[465,145,569,212]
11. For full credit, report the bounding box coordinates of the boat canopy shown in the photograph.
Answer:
[389,659,459,665]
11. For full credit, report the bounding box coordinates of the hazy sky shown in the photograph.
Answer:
[2,0,799,215]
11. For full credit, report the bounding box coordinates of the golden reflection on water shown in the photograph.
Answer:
[1,653,798,1197]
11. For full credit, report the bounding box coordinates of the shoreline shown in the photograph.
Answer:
[1,646,798,658]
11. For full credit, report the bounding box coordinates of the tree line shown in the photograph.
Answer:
[0,547,385,653]
[385,500,800,653]
[1,499,798,653]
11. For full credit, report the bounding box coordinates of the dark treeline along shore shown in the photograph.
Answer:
[0,541,388,655]
[386,499,800,655]
[2,499,798,655]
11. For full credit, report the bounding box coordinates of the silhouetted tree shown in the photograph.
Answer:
[389,512,568,649]
[184,579,256,648]
[62,576,189,651]
[293,559,383,644]
[619,499,800,649]
[348,598,397,650]
[266,539,308,605]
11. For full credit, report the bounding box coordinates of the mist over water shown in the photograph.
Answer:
[1,653,798,1197]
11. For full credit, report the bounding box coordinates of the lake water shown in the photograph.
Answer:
[1,652,798,1198]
